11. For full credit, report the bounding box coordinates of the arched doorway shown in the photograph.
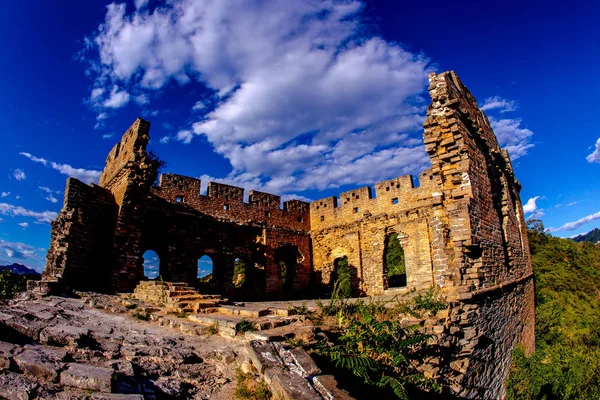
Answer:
[384,232,407,288]
[142,250,160,279]
[275,245,302,295]
[332,256,352,298]
[232,257,247,289]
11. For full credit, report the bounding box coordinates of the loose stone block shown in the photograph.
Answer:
[60,363,114,392]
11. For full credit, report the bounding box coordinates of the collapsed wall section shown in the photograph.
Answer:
[44,178,117,291]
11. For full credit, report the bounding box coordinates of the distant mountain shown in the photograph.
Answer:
[0,263,41,276]
[572,228,600,244]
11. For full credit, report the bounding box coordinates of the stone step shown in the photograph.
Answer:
[187,313,297,332]
[215,305,272,318]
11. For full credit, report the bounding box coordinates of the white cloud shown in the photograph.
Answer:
[551,210,600,232]
[159,136,171,144]
[489,117,534,160]
[0,239,45,272]
[523,196,540,214]
[94,112,109,129]
[18,222,29,228]
[176,129,193,144]
[20,152,101,184]
[13,169,26,181]
[567,201,579,207]
[45,194,59,204]
[586,138,600,163]
[134,0,149,10]
[134,93,150,105]
[50,162,101,184]
[0,192,9,198]
[0,203,58,223]
[191,101,205,111]
[480,96,518,113]
[90,87,104,101]
[38,187,52,193]
[102,133,115,139]
[103,86,130,108]
[82,0,433,194]
[19,152,47,166]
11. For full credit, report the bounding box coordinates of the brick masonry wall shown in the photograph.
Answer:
[422,71,535,399]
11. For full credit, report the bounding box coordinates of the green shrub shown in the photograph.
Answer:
[506,225,600,399]
[132,310,151,321]
[0,270,32,299]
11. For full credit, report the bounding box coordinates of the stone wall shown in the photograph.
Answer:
[310,170,440,295]
[420,71,535,399]
[44,178,117,291]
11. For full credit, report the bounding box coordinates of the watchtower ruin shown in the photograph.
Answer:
[42,71,534,398]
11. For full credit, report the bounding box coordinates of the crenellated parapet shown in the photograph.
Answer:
[153,173,310,231]
[309,169,439,230]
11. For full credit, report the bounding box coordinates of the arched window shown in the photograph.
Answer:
[142,250,160,279]
[384,233,407,288]
[198,255,213,282]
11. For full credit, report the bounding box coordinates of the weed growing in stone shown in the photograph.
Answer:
[234,367,272,400]
[235,319,255,334]
[206,323,219,335]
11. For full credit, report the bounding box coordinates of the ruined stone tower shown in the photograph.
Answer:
[43,71,534,398]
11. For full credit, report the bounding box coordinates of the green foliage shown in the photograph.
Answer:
[316,312,441,398]
[412,287,447,315]
[333,256,352,299]
[146,150,167,186]
[132,310,151,321]
[235,319,255,334]
[507,227,600,400]
[384,233,406,277]
[393,287,446,318]
[233,258,246,288]
[234,367,272,400]
[288,301,309,315]
[124,303,137,310]
[0,270,30,299]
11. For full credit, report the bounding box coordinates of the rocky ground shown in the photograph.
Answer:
[0,293,247,399]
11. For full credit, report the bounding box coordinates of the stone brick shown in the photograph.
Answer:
[60,363,114,392]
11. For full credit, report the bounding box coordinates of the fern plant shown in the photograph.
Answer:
[317,312,441,398]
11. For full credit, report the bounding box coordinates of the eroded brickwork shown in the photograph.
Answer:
[42,71,534,398]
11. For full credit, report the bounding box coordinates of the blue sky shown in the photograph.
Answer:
[1,0,599,272]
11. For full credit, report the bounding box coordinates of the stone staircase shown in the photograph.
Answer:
[133,281,224,313]
[132,281,301,337]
